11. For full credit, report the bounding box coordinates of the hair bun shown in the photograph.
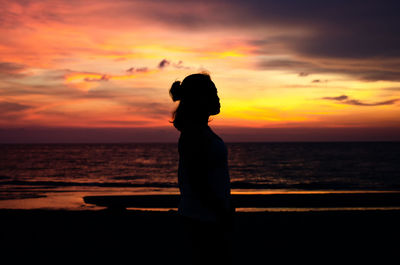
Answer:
[170,80,183,101]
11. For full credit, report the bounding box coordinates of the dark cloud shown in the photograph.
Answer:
[312,79,328,83]
[322,95,348,101]
[142,0,399,58]
[135,67,148,73]
[158,59,171,69]
[128,61,187,73]
[142,0,399,81]
[84,74,110,82]
[345,99,400,106]
[321,95,400,106]
[258,58,400,81]
[0,101,33,121]
[260,59,314,70]
[249,1,400,81]
[0,101,32,113]
[126,67,149,73]
[0,62,27,77]
[172,60,191,69]
[259,58,330,76]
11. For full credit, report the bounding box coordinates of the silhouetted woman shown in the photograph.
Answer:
[170,73,233,265]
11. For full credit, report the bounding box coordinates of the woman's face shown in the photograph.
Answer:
[208,82,220,115]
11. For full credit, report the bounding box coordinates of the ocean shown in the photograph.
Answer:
[1,142,399,210]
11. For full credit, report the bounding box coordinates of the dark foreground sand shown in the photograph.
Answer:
[1,209,399,265]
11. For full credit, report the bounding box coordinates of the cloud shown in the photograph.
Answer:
[258,58,400,81]
[0,101,32,113]
[5,0,399,81]
[345,99,400,106]
[0,81,82,98]
[157,59,190,70]
[3,1,400,58]
[64,60,187,84]
[121,100,171,119]
[64,71,110,83]
[312,79,328,83]
[0,101,33,122]
[383,87,400,91]
[241,1,400,60]
[260,59,314,70]
[172,60,191,69]
[126,67,149,73]
[321,95,400,106]
[84,74,110,82]
[0,66,172,126]
[322,95,348,101]
[64,67,149,83]
[0,62,27,77]
[213,1,400,81]
[158,59,170,69]
[134,0,399,60]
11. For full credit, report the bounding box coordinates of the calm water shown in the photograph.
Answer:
[1,142,400,209]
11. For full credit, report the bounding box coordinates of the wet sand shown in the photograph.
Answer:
[1,209,399,265]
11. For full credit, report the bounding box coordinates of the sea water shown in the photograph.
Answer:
[1,142,399,209]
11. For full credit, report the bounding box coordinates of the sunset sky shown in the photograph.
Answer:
[1,0,400,142]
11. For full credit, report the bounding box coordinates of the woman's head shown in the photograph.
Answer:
[170,73,220,131]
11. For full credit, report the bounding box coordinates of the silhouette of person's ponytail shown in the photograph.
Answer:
[170,73,233,265]
[170,80,183,101]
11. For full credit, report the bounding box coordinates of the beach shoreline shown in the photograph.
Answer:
[2,189,400,211]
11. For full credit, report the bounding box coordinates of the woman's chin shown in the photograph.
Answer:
[210,109,220,115]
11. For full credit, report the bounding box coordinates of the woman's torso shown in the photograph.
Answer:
[177,126,231,222]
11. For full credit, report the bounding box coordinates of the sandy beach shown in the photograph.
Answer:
[1,208,399,265]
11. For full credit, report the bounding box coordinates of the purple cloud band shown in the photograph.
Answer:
[322,95,400,106]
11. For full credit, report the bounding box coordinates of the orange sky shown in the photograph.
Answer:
[1,0,400,142]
